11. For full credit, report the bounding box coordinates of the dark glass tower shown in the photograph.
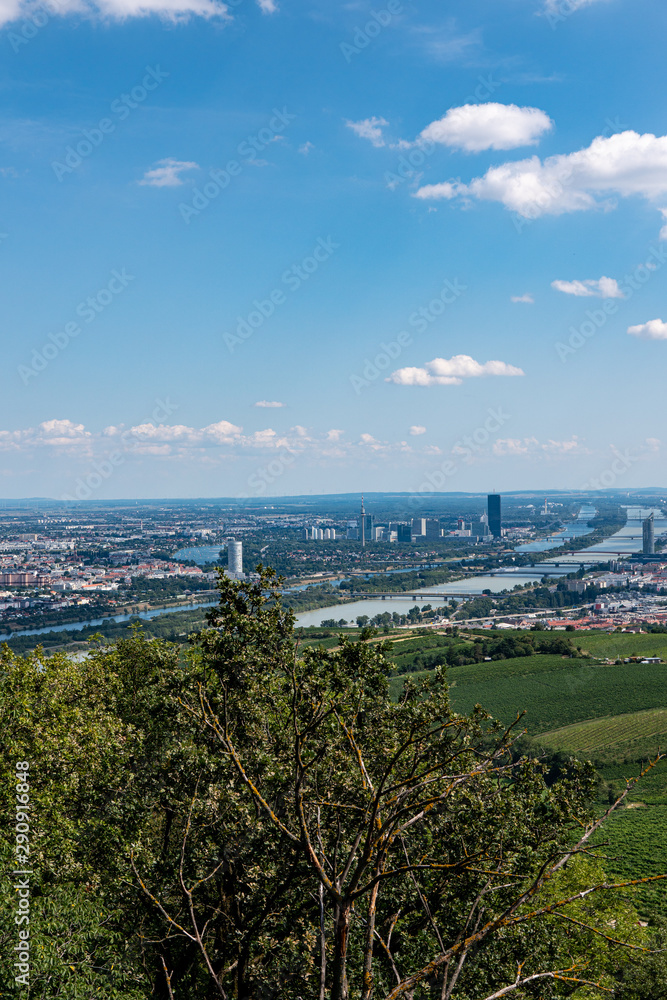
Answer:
[359,496,374,548]
[487,494,502,538]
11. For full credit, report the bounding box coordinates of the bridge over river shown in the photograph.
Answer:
[343,592,490,601]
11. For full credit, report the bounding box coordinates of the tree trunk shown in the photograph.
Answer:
[319,882,327,1000]
[331,900,351,1000]
[361,881,379,1000]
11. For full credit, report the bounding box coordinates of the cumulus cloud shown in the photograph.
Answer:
[419,103,553,153]
[139,158,199,187]
[0,0,229,26]
[511,294,534,304]
[415,131,667,221]
[627,318,667,340]
[298,142,314,155]
[387,354,524,387]
[254,400,285,408]
[409,425,427,435]
[493,435,586,457]
[256,0,277,10]
[0,419,92,452]
[345,117,389,148]
[551,276,624,299]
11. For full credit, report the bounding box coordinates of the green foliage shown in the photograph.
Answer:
[0,574,661,999]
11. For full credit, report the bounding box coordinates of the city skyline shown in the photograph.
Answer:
[1,0,666,498]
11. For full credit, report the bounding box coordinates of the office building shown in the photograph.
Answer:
[396,524,412,543]
[346,522,358,540]
[487,494,502,538]
[228,540,243,577]
[643,513,655,555]
[412,517,426,537]
[471,520,490,539]
[425,518,442,541]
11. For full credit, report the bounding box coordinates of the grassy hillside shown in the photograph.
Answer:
[386,629,667,918]
[391,656,667,739]
[577,631,667,659]
[535,708,667,763]
[598,805,667,917]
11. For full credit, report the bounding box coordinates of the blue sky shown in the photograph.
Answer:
[1,0,666,499]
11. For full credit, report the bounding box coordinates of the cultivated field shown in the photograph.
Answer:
[535,708,667,762]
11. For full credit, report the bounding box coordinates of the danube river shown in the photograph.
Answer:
[5,507,664,641]
[294,505,666,627]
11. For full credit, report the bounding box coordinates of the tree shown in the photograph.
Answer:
[1,572,664,999]
[141,570,665,1000]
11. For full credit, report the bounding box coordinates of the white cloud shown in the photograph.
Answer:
[492,437,537,457]
[493,435,586,457]
[413,181,459,201]
[0,0,229,26]
[298,142,314,155]
[416,131,667,221]
[139,158,199,187]
[254,400,285,408]
[326,429,343,442]
[419,103,553,153]
[387,354,524,387]
[256,0,277,10]
[627,318,667,340]
[0,419,92,453]
[511,293,534,304]
[345,117,388,148]
[409,425,426,435]
[551,276,624,299]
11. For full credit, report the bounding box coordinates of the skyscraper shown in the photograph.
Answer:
[359,495,373,548]
[228,539,243,577]
[425,518,442,541]
[487,494,502,538]
[643,513,655,555]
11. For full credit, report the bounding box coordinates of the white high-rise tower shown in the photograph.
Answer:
[228,540,243,577]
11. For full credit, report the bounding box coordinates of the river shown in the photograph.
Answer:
[295,505,666,627]
[5,507,664,640]
[514,504,597,553]
[0,600,219,643]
